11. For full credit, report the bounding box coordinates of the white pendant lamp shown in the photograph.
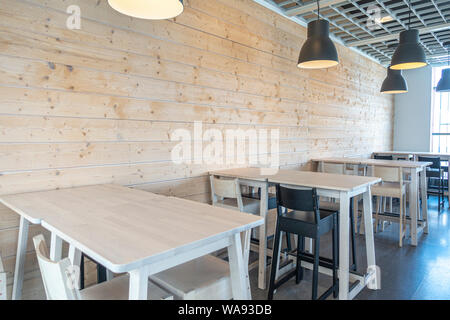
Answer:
[108,0,184,20]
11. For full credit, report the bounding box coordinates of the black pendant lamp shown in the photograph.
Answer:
[390,0,427,70]
[381,66,408,94]
[436,42,450,93]
[297,0,339,69]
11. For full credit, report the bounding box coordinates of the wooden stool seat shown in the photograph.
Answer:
[216,197,261,214]
[81,275,172,300]
[150,255,232,300]
[319,200,340,211]
[372,181,407,198]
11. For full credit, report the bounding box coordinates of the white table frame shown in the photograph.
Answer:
[374,151,450,206]
[315,159,430,246]
[3,186,262,300]
[210,169,381,300]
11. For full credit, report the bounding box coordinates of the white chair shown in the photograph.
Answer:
[210,176,260,214]
[210,176,276,239]
[149,177,252,300]
[33,235,172,300]
[371,166,408,247]
[0,253,6,300]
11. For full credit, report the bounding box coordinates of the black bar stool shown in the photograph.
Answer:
[268,185,338,300]
[419,156,445,212]
[79,254,108,290]
[374,155,393,160]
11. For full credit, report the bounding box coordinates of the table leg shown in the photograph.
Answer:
[228,233,250,300]
[106,270,114,281]
[420,169,429,234]
[50,233,63,262]
[68,245,82,267]
[68,245,82,289]
[129,268,148,300]
[338,192,350,300]
[258,183,268,290]
[241,230,252,299]
[363,188,378,287]
[410,170,419,246]
[12,216,29,300]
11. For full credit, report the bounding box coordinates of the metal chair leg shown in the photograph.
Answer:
[268,223,282,300]
[312,238,320,300]
[332,217,338,298]
[296,235,304,284]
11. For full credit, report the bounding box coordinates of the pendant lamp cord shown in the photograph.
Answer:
[408,0,411,30]
[317,0,320,20]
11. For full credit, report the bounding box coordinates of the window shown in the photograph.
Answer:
[431,66,450,153]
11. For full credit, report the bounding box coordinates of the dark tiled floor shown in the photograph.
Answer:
[249,196,450,300]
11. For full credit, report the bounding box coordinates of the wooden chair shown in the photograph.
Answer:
[0,253,6,300]
[149,177,252,300]
[371,166,408,247]
[32,235,172,300]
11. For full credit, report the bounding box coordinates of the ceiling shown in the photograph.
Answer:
[256,0,450,66]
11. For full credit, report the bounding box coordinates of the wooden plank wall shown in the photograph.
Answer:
[0,0,394,299]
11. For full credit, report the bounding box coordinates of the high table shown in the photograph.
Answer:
[210,168,381,300]
[374,151,450,205]
[1,184,263,300]
[312,157,431,246]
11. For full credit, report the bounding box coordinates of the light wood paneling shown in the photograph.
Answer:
[0,0,394,299]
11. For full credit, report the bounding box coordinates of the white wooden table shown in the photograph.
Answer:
[312,157,431,246]
[374,151,450,205]
[210,168,381,300]
[1,184,263,300]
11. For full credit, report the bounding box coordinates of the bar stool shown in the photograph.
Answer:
[374,155,393,160]
[418,156,445,212]
[373,155,395,220]
[268,185,338,300]
[371,166,408,247]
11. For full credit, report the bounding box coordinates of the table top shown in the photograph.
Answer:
[210,168,381,192]
[0,184,263,273]
[374,151,450,157]
[312,157,431,168]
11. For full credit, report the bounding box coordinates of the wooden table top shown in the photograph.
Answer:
[210,168,381,192]
[0,184,263,272]
[312,157,432,168]
[374,151,450,157]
